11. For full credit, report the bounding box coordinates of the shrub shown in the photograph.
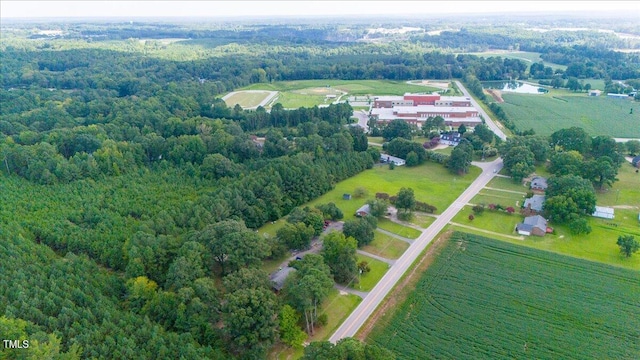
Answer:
[468,214,475,221]
[472,204,485,215]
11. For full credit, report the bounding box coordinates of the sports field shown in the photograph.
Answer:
[222,90,276,108]
[369,233,640,359]
[499,92,640,137]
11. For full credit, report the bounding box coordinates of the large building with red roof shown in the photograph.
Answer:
[370,93,481,127]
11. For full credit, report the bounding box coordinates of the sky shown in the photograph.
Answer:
[1,1,638,19]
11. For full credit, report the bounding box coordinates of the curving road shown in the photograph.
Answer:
[329,157,503,343]
[455,80,507,140]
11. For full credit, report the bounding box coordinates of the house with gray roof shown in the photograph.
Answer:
[530,176,548,191]
[523,195,545,213]
[516,215,550,236]
[270,267,296,291]
[355,204,370,217]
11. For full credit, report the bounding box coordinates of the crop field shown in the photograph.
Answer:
[222,90,275,108]
[361,230,410,259]
[498,92,640,137]
[242,79,438,96]
[369,233,640,359]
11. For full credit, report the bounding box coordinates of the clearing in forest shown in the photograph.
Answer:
[222,90,277,109]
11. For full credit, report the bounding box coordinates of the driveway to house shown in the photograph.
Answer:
[329,157,504,343]
[455,80,507,140]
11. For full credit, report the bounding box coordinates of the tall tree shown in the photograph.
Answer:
[502,145,535,182]
[285,254,334,335]
[396,187,416,214]
[617,235,640,258]
[447,140,473,174]
[279,304,307,348]
[342,215,377,247]
[321,232,358,284]
[277,222,315,250]
[382,119,413,141]
[582,156,619,190]
[550,127,591,155]
[548,151,583,176]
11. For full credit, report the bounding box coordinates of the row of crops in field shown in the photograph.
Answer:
[368,232,640,359]
[499,93,639,137]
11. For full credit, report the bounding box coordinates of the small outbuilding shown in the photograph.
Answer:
[632,155,640,168]
[530,176,548,191]
[588,90,601,96]
[355,204,370,217]
[516,215,551,237]
[343,194,352,200]
[592,206,615,219]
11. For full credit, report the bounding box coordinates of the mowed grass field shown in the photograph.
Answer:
[498,92,640,137]
[465,50,567,71]
[361,230,410,259]
[303,162,481,220]
[222,90,273,108]
[242,79,438,96]
[369,233,640,360]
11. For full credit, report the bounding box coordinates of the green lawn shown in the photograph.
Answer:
[361,230,410,260]
[485,176,528,193]
[408,213,436,229]
[471,188,526,207]
[351,254,390,292]
[595,163,640,207]
[433,146,453,155]
[453,207,522,234]
[241,80,438,96]
[377,218,422,239]
[499,92,640,137]
[312,289,362,341]
[369,233,640,359]
[304,161,481,219]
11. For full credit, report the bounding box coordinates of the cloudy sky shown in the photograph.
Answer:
[2,1,638,18]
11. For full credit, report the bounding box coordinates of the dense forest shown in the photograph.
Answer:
[1,15,639,359]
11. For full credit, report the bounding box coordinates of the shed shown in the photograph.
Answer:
[588,90,601,96]
[607,93,628,99]
[530,177,548,191]
[270,267,296,291]
[632,155,640,168]
[343,194,352,200]
[355,204,370,217]
[523,195,545,213]
[592,206,615,219]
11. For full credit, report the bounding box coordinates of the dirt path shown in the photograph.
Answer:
[485,89,504,103]
[449,222,525,241]
[355,230,453,341]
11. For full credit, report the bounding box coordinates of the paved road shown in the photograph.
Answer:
[329,157,504,343]
[352,110,370,132]
[455,81,507,141]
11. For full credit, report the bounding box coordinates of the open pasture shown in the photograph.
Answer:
[498,92,640,137]
[369,233,640,359]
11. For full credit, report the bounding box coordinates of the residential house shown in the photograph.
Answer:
[516,215,551,236]
[380,154,406,166]
[270,267,296,292]
[355,204,370,217]
[440,132,462,146]
[530,176,548,191]
[523,195,545,214]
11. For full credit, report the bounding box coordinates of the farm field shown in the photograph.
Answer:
[242,79,439,96]
[361,230,410,259]
[368,233,640,359]
[222,90,275,108]
[498,92,640,137]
